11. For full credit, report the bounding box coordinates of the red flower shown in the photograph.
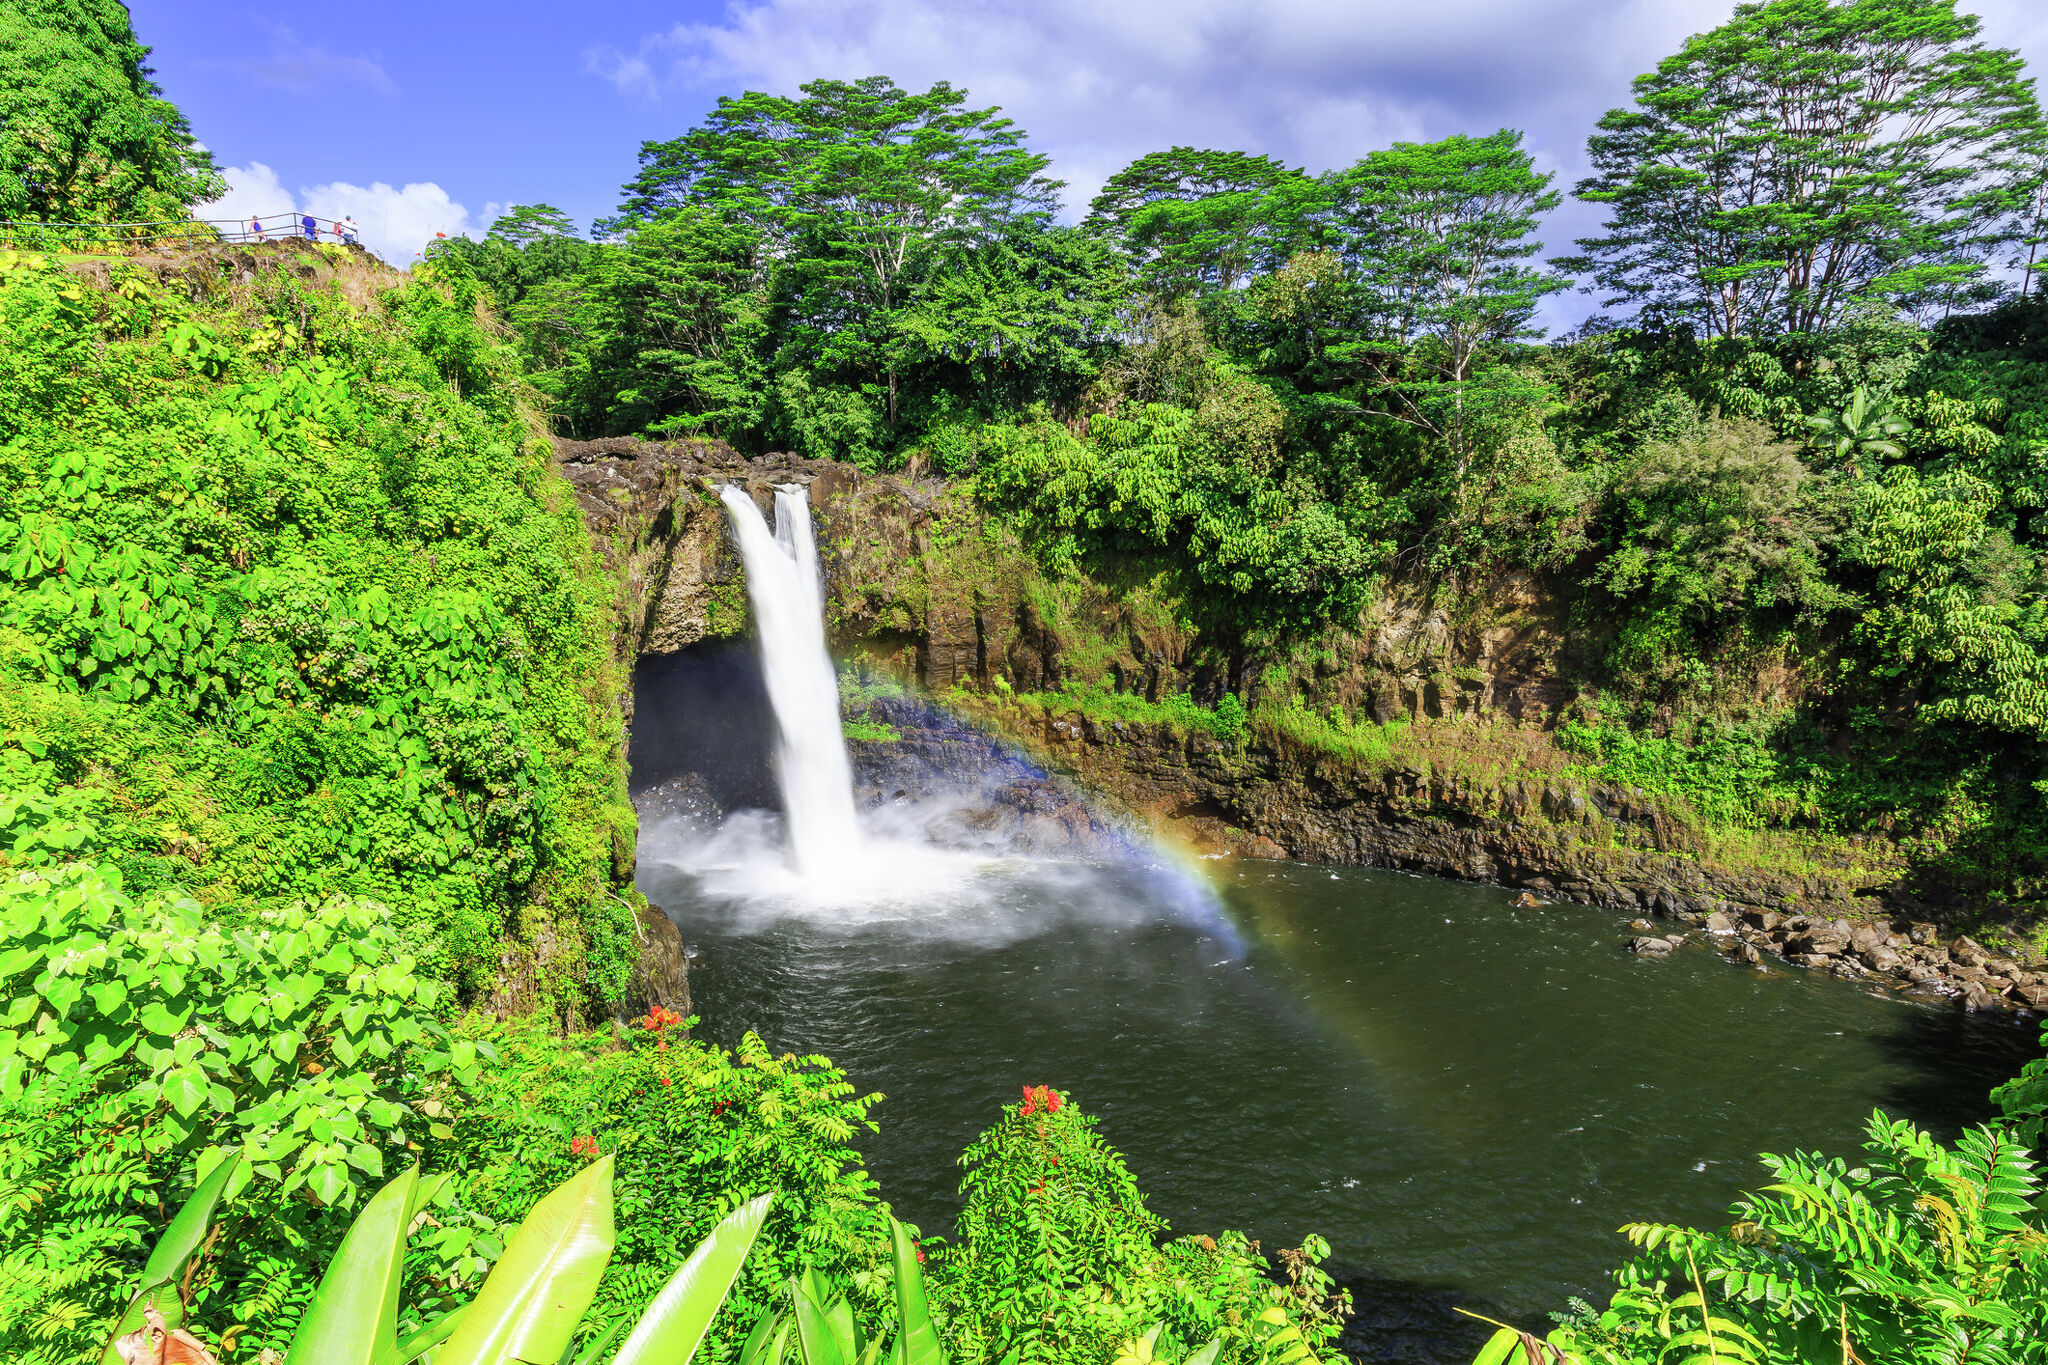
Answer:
[638,1005,686,1034]
[569,1135,597,1157]
[1020,1084,1061,1117]
[657,1077,672,1087]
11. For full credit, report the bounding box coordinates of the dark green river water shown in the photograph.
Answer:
[638,848,2037,1364]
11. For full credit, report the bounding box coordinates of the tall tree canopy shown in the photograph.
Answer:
[1565,0,2046,339]
[615,76,1061,422]
[0,0,221,222]
[1083,147,1312,297]
[1330,129,1566,380]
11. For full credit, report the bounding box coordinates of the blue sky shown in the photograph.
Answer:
[130,0,2048,326]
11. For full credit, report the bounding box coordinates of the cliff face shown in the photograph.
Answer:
[569,437,2043,1010]
[560,436,1205,700]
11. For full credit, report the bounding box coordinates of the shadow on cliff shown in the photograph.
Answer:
[630,642,778,810]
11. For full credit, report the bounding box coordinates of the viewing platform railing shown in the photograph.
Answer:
[0,212,360,252]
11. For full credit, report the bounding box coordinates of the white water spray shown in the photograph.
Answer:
[719,483,862,877]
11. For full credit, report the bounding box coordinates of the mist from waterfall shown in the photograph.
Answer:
[635,481,1227,942]
[718,483,862,878]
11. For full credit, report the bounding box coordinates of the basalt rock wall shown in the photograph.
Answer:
[559,436,1616,725]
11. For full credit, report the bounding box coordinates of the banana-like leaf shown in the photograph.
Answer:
[398,1307,467,1364]
[435,1155,617,1365]
[285,1164,420,1365]
[793,1280,847,1365]
[826,1297,858,1364]
[886,1219,944,1365]
[612,1192,774,1365]
[1470,1329,1522,1365]
[98,1152,243,1365]
[738,1307,786,1365]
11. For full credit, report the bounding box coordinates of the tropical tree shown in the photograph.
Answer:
[1564,0,2048,339]
[1323,129,1568,487]
[895,225,1128,416]
[613,76,1062,424]
[0,0,223,223]
[425,204,596,315]
[1083,147,1316,298]
[1329,129,1565,380]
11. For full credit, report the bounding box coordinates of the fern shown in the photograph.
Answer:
[1562,1112,2048,1365]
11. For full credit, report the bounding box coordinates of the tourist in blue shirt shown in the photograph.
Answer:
[301,213,317,241]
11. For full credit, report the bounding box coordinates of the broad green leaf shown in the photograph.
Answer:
[886,1218,944,1365]
[739,1309,788,1365]
[1185,1341,1223,1365]
[1469,1329,1520,1365]
[285,1164,419,1365]
[397,1306,467,1364]
[613,1192,773,1365]
[163,1066,207,1118]
[793,1278,847,1365]
[96,1152,242,1365]
[435,1155,616,1365]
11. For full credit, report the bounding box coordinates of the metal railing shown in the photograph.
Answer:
[0,211,364,252]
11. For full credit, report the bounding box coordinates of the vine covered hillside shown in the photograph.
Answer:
[0,242,639,1008]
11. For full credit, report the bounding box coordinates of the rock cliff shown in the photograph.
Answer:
[564,436,2045,1013]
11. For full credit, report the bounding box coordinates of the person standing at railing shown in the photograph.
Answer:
[251,216,265,242]
[339,215,359,246]
[301,213,318,241]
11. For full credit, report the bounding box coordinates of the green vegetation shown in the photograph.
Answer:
[0,244,634,1000]
[1520,1112,2048,1365]
[1012,684,1248,743]
[0,1,222,225]
[1,931,1349,1365]
[14,4,2048,1365]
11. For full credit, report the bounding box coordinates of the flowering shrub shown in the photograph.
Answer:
[447,1018,891,1364]
[935,1087,1347,1365]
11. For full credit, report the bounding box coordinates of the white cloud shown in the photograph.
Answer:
[585,0,2048,330]
[584,0,1731,213]
[201,164,485,267]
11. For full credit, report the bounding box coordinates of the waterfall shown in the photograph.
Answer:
[719,483,862,877]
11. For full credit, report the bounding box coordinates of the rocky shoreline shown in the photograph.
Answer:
[1629,910,2048,1013]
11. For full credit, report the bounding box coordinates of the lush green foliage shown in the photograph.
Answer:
[0,0,222,224]
[1082,148,1307,299]
[934,1087,1347,1365]
[0,865,478,1363]
[1563,0,2046,336]
[0,247,635,996]
[451,1010,893,1362]
[1547,1114,2048,1365]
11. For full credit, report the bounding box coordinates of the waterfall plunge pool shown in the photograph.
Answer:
[635,485,2036,1363]
[637,843,2034,1364]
